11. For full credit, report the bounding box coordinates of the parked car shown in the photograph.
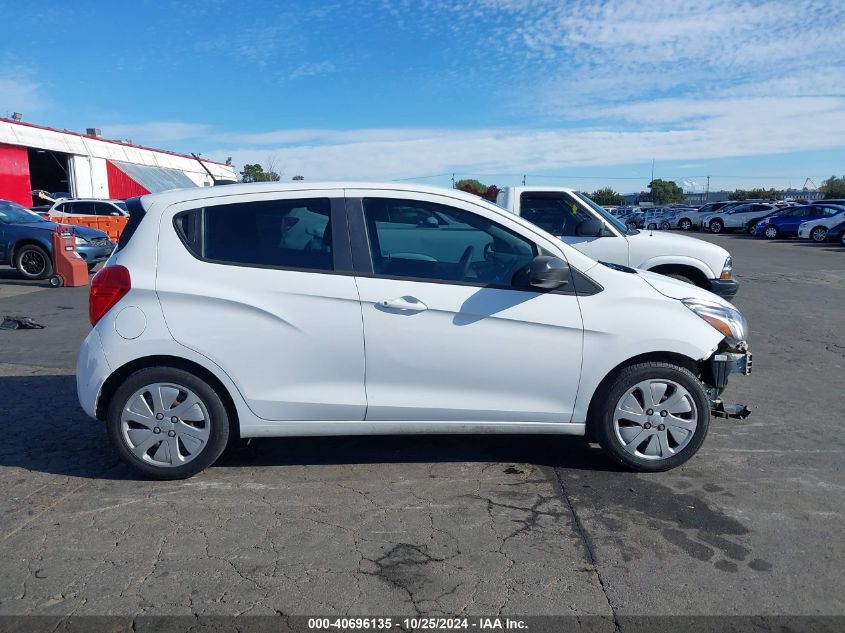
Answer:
[77,183,751,479]
[643,207,681,230]
[700,203,778,234]
[0,200,115,279]
[48,198,129,219]
[496,187,739,298]
[823,219,845,246]
[676,201,747,231]
[754,204,845,239]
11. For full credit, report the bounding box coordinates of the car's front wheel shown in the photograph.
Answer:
[14,244,53,280]
[660,221,671,230]
[590,362,710,472]
[764,225,779,239]
[107,367,231,479]
[678,218,692,230]
[811,227,828,242]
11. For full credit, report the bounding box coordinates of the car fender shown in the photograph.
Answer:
[10,231,53,260]
[638,255,717,279]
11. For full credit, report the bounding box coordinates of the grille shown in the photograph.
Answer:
[90,237,111,247]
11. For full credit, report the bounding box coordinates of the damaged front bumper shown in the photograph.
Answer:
[702,344,752,419]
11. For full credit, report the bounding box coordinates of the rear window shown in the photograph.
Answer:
[175,198,334,272]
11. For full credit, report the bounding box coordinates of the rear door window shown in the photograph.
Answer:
[69,201,95,215]
[175,198,334,272]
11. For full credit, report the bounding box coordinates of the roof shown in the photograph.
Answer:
[138,181,506,206]
[0,117,228,166]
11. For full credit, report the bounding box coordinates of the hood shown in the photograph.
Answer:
[637,268,732,306]
[626,228,729,266]
[11,220,109,240]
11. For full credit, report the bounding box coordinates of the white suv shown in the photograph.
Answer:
[77,183,751,479]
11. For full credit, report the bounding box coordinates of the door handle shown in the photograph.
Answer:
[379,296,428,312]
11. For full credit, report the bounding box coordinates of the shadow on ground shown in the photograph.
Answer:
[0,374,623,480]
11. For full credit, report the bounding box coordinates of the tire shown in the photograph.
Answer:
[14,244,53,280]
[48,275,63,287]
[590,362,710,472]
[660,221,671,230]
[87,263,98,273]
[107,367,231,480]
[709,219,724,233]
[678,218,692,231]
[810,226,827,243]
[747,223,758,235]
[647,223,657,230]
[664,272,695,285]
[841,232,845,247]
[764,225,778,239]
[627,222,638,231]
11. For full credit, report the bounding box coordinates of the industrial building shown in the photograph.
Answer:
[0,116,236,207]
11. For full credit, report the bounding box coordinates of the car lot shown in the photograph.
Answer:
[0,234,843,618]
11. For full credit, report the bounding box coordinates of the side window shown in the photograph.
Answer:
[362,198,536,286]
[72,201,95,215]
[175,198,334,271]
[94,202,119,216]
[520,194,592,236]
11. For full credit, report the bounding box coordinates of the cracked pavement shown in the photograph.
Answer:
[0,235,843,617]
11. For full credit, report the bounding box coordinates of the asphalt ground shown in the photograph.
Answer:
[0,233,843,620]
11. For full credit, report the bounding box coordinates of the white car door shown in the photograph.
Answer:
[348,191,585,423]
[155,190,366,422]
[517,191,630,266]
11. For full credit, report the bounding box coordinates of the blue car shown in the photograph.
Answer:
[0,199,115,280]
[754,203,845,239]
[826,219,845,246]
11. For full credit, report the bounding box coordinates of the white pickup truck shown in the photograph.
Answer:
[496,186,739,299]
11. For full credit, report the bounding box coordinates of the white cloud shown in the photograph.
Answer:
[101,122,212,144]
[288,61,337,80]
[0,75,45,115]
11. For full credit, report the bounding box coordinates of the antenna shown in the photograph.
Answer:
[191,153,237,186]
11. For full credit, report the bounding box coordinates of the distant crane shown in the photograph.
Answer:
[802,177,818,191]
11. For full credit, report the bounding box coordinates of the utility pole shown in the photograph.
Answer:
[451,173,455,188]
[522,174,526,186]
[705,175,710,202]
[650,159,655,184]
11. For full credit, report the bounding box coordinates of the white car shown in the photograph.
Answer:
[496,187,739,299]
[699,202,778,234]
[77,183,751,479]
[48,198,129,219]
[797,208,845,242]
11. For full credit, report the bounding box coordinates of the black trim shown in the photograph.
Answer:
[116,197,146,252]
[345,197,373,274]
[707,277,740,299]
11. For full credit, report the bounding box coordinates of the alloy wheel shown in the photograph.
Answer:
[764,226,778,239]
[20,250,47,276]
[811,227,827,242]
[120,383,211,467]
[613,379,698,460]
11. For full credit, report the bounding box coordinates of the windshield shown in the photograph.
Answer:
[115,201,128,212]
[0,201,49,224]
[575,193,629,234]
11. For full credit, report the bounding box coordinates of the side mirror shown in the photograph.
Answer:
[576,218,603,236]
[528,255,570,290]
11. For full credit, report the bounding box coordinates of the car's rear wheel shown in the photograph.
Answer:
[678,218,692,230]
[764,225,779,239]
[14,244,53,280]
[840,232,845,247]
[709,219,724,233]
[107,367,230,479]
[590,362,710,471]
[660,221,671,230]
[747,222,758,235]
[811,226,828,242]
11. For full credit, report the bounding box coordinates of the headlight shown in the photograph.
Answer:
[682,298,747,345]
[720,256,733,279]
[74,237,89,246]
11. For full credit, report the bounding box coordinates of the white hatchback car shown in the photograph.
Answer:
[77,183,752,479]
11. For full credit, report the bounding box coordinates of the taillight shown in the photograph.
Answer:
[89,265,131,326]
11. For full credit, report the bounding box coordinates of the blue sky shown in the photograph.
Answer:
[2,0,844,193]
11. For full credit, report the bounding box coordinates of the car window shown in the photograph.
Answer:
[176,198,334,271]
[363,197,537,286]
[69,201,95,215]
[520,193,593,236]
[94,202,120,216]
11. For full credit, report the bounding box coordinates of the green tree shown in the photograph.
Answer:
[240,163,281,183]
[292,175,305,181]
[590,187,624,206]
[820,175,845,199]
[648,179,684,204]
[455,178,489,196]
[733,188,781,201]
